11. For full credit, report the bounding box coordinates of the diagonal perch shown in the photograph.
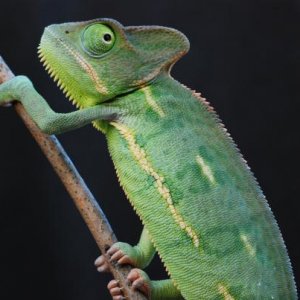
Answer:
[0,55,147,300]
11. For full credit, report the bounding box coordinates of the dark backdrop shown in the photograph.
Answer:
[0,0,299,299]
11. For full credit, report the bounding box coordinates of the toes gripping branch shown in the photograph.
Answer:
[0,56,147,300]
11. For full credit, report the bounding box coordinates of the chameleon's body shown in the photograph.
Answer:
[0,18,296,299]
[107,76,295,299]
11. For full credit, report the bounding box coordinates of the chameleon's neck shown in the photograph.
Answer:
[144,72,187,98]
[95,73,208,133]
[139,72,208,110]
[121,71,212,120]
[114,72,202,113]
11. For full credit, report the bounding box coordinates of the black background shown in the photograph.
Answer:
[0,0,299,299]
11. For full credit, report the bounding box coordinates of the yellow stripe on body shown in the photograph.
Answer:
[142,86,165,117]
[218,284,235,300]
[111,121,199,248]
[240,234,256,257]
[196,154,215,184]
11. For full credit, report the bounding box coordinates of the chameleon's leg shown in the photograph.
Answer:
[96,228,183,299]
[150,278,184,300]
[0,76,120,134]
[95,227,156,273]
[108,269,183,300]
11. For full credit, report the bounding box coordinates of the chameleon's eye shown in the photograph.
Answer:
[81,23,115,57]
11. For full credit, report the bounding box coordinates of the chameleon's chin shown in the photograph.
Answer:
[38,31,83,109]
[38,49,82,109]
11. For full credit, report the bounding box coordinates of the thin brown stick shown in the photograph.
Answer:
[0,56,147,300]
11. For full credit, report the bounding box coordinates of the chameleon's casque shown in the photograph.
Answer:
[0,18,296,299]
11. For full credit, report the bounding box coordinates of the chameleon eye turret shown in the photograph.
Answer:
[81,23,115,57]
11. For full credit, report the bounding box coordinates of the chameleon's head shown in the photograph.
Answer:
[38,18,189,108]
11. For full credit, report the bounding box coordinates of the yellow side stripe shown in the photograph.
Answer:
[218,284,235,300]
[111,122,199,248]
[142,86,165,117]
[196,154,215,184]
[240,234,256,257]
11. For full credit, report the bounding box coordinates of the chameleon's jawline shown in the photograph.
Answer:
[38,36,83,109]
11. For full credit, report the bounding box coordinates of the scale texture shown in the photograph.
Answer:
[107,75,296,299]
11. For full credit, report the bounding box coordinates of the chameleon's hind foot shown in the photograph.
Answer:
[106,269,151,300]
[127,268,152,298]
[107,279,127,300]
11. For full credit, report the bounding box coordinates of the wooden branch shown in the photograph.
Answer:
[0,56,147,300]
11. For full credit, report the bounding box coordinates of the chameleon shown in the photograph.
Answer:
[0,18,297,300]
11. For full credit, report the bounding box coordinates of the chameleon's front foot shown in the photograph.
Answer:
[107,268,152,300]
[0,75,32,106]
[95,242,148,272]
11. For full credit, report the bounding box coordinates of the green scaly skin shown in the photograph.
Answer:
[0,18,297,299]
